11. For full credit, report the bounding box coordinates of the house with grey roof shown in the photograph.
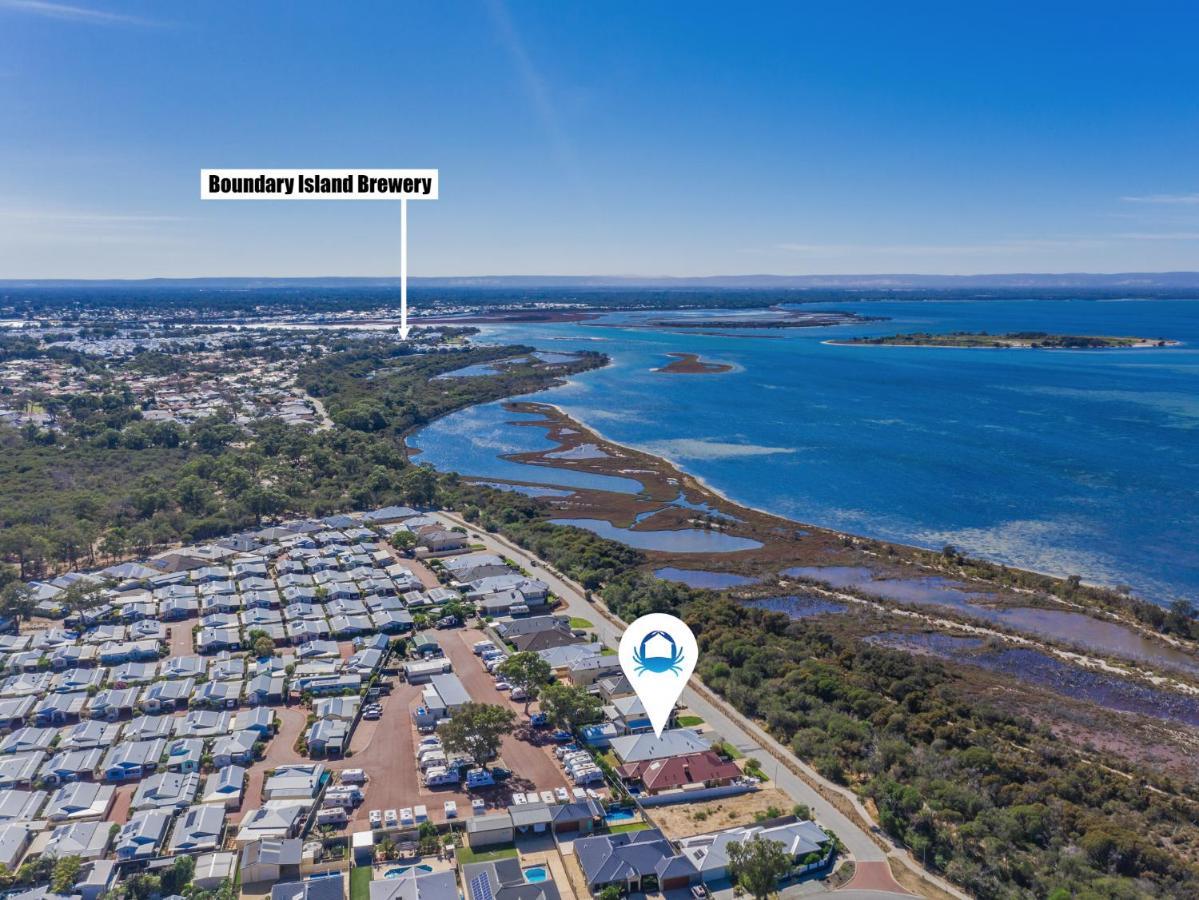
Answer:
[50,667,104,694]
[140,677,195,713]
[239,836,302,884]
[197,626,242,654]
[0,822,32,872]
[0,696,35,730]
[102,738,166,781]
[87,687,140,720]
[40,747,104,784]
[174,709,234,739]
[1,726,57,755]
[160,655,206,680]
[0,751,44,787]
[212,730,260,767]
[237,705,275,735]
[193,851,238,891]
[0,788,46,822]
[58,719,121,752]
[271,873,345,900]
[464,812,514,849]
[247,672,286,705]
[193,678,244,709]
[45,781,115,821]
[573,828,697,893]
[201,765,247,808]
[120,713,175,742]
[39,820,111,861]
[608,728,711,764]
[165,737,206,773]
[33,691,88,726]
[131,770,202,811]
[461,858,559,900]
[115,809,172,860]
[108,661,158,687]
[169,803,226,853]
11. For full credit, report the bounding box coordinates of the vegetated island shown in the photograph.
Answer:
[833,330,1179,349]
[653,352,733,374]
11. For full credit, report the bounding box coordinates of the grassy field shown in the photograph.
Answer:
[606,821,652,834]
[349,867,372,900]
[569,617,594,629]
[455,844,519,864]
[676,715,704,727]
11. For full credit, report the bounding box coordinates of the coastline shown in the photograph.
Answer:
[824,338,1183,350]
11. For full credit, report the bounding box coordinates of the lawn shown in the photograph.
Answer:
[349,867,372,900]
[569,617,594,629]
[676,715,704,727]
[607,821,652,834]
[715,740,744,760]
[455,844,520,864]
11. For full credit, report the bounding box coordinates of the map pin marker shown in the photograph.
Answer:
[618,613,698,738]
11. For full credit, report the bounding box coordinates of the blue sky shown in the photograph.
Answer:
[1,0,1197,277]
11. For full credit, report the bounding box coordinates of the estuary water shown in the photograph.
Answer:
[412,298,1199,604]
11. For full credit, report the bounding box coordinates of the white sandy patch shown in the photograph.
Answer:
[642,438,797,460]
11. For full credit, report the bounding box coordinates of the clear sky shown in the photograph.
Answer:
[1,0,1197,278]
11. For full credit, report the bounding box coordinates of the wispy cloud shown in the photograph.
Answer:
[1114,231,1199,241]
[0,0,156,26]
[1121,192,1199,205]
[0,209,182,224]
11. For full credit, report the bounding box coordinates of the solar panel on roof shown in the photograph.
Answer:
[470,873,494,900]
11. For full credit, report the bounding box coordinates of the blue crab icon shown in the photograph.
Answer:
[632,630,686,676]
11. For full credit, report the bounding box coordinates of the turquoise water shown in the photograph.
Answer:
[414,298,1199,603]
[384,865,433,878]
[523,866,549,883]
[603,808,635,823]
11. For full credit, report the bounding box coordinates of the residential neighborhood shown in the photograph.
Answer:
[0,504,847,900]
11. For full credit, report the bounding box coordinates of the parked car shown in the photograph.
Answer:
[436,616,459,629]
[384,809,398,827]
[494,680,512,691]
[510,687,527,701]
[369,809,382,827]
[472,641,496,655]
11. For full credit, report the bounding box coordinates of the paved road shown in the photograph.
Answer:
[433,512,962,899]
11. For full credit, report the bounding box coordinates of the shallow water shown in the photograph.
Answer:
[550,518,763,553]
[787,565,1199,674]
[467,481,574,498]
[746,595,849,618]
[871,632,1199,728]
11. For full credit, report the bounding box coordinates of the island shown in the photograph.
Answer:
[833,330,1178,349]
[653,352,733,374]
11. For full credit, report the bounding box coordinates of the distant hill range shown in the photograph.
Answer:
[4,272,1199,290]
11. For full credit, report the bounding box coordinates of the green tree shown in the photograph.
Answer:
[49,856,82,894]
[399,466,438,507]
[497,651,553,714]
[538,682,602,732]
[390,530,417,553]
[727,835,792,900]
[248,628,275,659]
[436,702,516,769]
[0,582,37,622]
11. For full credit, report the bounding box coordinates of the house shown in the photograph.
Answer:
[312,696,359,721]
[573,828,698,893]
[343,647,383,675]
[39,820,111,860]
[165,738,206,773]
[409,631,441,657]
[197,627,242,654]
[369,609,414,634]
[58,720,122,752]
[169,803,227,853]
[417,529,467,553]
[39,748,104,784]
[462,858,559,900]
[271,872,345,900]
[605,695,660,734]
[0,696,35,730]
[0,751,45,788]
[102,738,166,781]
[1,726,58,755]
[596,675,634,702]
[306,719,349,757]
[608,729,711,765]
[0,788,46,822]
[160,655,206,680]
[201,765,247,808]
[237,706,275,735]
[510,627,581,653]
[679,820,832,883]
[370,869,459,900]
[193,679,243,709]
[140,677,195,713]
[33,691,88,725]
[212,730,261,767]
[464,812,514,849]
[537,643,619,686]
[413,673,470,727]
[402,659,451,683]
[440,552,510,584]
[115,809,172,860]
[119,714,175,742]
[0,822,32,872]
[294,673,360,696]
[175,709,235,739]
[263,764,324,800]
[131,770,202,811]
[296,639,340,660]
[361,505,418,524]
[551,798,603,834]
[509,802,554,836]
[616,751,743,796]
[87,687,140,720]
[44,781,115,821]
[73,860,119,900]
[239,836,303,881]
[193,851,239,891]
[51,668,104,694]
[208,653,248,681]
[247,672,286,706]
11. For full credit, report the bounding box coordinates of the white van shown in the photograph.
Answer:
[472,641,496,656]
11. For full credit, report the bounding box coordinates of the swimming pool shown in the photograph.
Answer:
[604,808,635,823]
[384,864,433,878]
[523,866,549,883]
